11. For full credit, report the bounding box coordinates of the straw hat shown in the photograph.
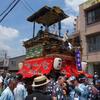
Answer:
[32,75,50,87]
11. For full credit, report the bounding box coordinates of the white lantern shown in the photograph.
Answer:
[53,58,62,70]
[18,62,23,70]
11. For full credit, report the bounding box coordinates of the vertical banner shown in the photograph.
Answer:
[75,49,82,71]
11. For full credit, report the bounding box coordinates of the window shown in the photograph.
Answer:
[87,11,95,24]
[86,6,100,25]
[87,34,100,52]
[11,61,16,65]
[93,63,100,77]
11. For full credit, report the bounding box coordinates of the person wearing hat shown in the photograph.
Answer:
[68,76,77,100]
[14,74,28,100]
[69,76,89,100]
[25,75,52,100]
[78,74,87,84]
[0,77,16,100]
[93,72,99,85]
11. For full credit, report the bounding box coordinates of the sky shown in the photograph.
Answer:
[0,0,87,58]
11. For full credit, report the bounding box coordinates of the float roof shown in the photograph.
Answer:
[27,6,68,26]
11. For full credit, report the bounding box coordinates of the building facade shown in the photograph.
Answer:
[8,55,25,72]
[79,0,100,76]
[0,55,25,73]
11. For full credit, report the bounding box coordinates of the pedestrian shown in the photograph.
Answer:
[52,76,67,100]
[78,74,87,84]
[0,77,16,100]
[25,75,52,100]
[0,78,3,96]
[14,74,28,100]
[93,72,99,85]
[46,73,56,95]
[4,72,11,88]
[69,76,89,100]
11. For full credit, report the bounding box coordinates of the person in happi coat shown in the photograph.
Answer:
[25,75,52,100]
[69,76,89,100]
[14,74,28,100]
[52,76,67,100]
[0,77,16,100]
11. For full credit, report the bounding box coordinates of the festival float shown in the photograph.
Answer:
[18,6,92,79]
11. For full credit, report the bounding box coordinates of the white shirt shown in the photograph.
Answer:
[0,87,14,100]
[14,82,28,100]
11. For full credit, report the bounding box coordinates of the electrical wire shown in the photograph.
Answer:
[22,0,33,11]
[0,0,17,16]
[0,0,21,23]
[21,0,33,13]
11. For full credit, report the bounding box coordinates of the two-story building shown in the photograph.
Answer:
[0,55,25,73]
[8,55,25,72]
[79,0,100,76]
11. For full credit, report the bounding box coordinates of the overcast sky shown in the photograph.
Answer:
[0,0,87,57]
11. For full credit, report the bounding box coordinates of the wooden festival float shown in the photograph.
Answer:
[18,6,92,79]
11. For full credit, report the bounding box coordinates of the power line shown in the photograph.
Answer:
[22,0,33,11]
[0,0,17,16]
[21,0,33,13]
[0,0,21,23]
[0,0,33,23]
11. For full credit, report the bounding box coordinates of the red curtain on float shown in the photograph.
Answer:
[17,57,54,78]
[61,64,93,78]
[17,57,93,78]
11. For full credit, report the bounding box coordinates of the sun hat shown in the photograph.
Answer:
[32,75,50,87]
[69,76,76,81]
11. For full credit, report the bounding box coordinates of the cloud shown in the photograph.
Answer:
[62,0,87,34]
[62,16,76,26]
[0,41,25,58]
[0,41,12,60]
[64,0,87,15]
[0,25,19,41]
[61,15,77,34]
[19,38,29,46]
[0,25,22,57]
[0,42,11,50]
[20,38,29,43]
[8,46,26,58]
[0,25,19,52]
